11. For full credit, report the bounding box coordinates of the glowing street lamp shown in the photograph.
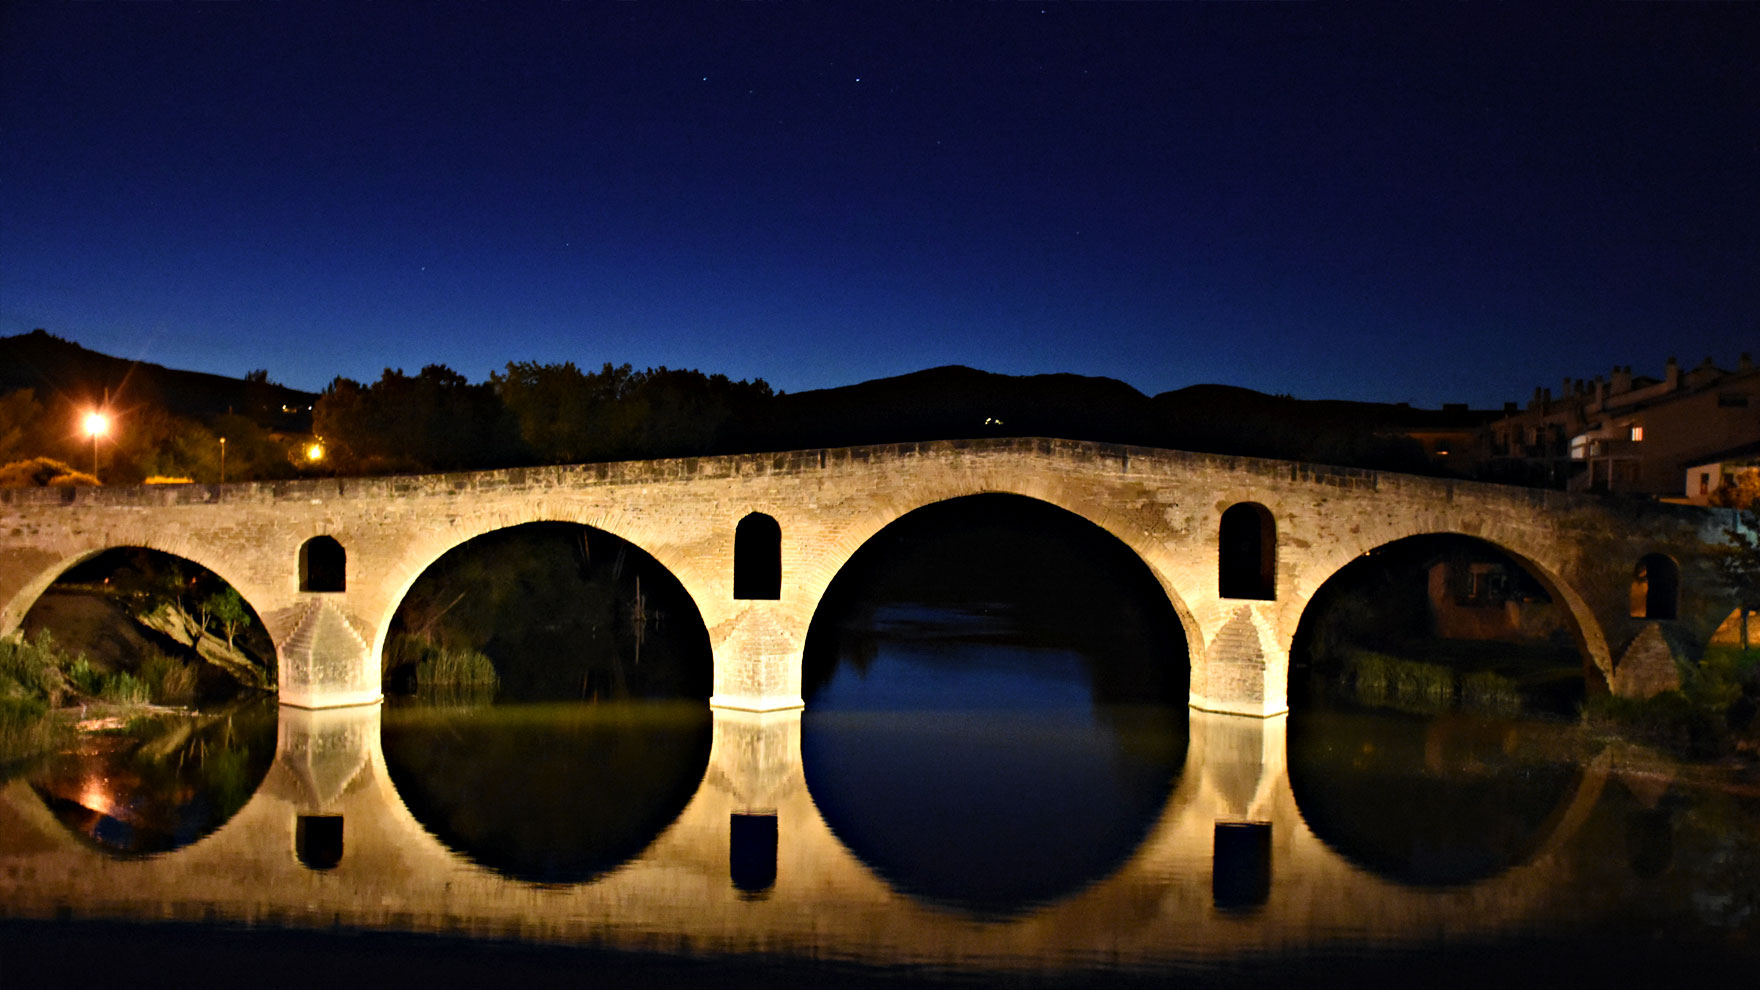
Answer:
[219,436,227,484]
[305,441,325,464]
[83,411,110,477]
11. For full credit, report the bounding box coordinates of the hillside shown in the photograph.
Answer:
[0,329,316,431]
[2,332,1499,475]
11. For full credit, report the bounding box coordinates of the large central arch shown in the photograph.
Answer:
[795,491,1193,916]
[796,486,1208,697]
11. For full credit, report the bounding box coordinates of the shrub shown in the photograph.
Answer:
[99,671,150,705]
[64,657,102,695]
[139,649,198,704]
[0,457,99,487]
[0,630,78,705]
[414,646,499,689]
[0,695,69,771]
[1341,650,1456,713]
[1461,670,1522,715]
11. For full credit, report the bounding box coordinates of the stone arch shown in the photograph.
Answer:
[1291,530,1613,692]
[1,540,281,683]
[366,511,714,692]
[1219,502,1276,600]
[733,512,781,600]
[801,486,1206,685]
[298,536,346,593]
[1630,553,1680,621]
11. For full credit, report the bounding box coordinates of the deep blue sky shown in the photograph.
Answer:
[3,2,1755,406]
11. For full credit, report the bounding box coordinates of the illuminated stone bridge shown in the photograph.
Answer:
[0,437,1737,714]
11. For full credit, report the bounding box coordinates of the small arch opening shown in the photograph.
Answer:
[299,536,346,592]
[1219,502,1276,600]
[1630,554,1679,621]
[734,512,781,600]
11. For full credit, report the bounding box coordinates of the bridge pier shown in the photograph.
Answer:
[273,597,382,709]
[707,602,806,712]
[1190,601,1291,718]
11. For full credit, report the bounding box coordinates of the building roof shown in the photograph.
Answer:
[1683,439,1760,468]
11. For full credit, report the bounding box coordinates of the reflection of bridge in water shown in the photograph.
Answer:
[0,705,1618,971]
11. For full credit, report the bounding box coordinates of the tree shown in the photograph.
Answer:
[314,366,523,473]
[0,389,47,463]
[202,587,251,650]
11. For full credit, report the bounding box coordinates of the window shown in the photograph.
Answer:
[1630,425,1644,442]
[298,536,346,592]
[1630,554,1680,621]
[1218,503,1276,600]
[1701,472,1712,496]
[733,513,781,600]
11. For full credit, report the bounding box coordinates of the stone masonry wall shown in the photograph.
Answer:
[0,438,1736,714]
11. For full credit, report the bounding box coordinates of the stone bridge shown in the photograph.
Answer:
[0,437,1737,714]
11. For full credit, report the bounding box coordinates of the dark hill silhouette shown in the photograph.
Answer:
[2,332,1498,476]
[765,365,1158,450]
[0,329,315,431]
[767,366,1493,474]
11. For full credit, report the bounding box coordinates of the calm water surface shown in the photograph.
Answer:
[6,535,1760,983]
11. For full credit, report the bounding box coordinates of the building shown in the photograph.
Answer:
[1681,440,1760,507]
[1481,355,1760,497]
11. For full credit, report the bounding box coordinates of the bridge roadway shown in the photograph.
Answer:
[0,437,1736,714]
[0,704,1626,970]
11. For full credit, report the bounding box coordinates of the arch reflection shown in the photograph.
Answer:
[28,695,277,856]
[1288,708,1582,886]
[382,701,711,885]
[802,494,1189,917]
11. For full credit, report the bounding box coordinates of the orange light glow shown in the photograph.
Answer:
[83,411,110,438]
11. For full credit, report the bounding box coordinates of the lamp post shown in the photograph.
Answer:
[83,411,110,478]
[219,436,227,484]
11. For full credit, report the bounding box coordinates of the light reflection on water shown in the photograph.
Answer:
[23,696,277,857]
[5,612,1760,981]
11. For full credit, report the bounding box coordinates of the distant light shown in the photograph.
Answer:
[83,411,110,438]
[306,442,325,462]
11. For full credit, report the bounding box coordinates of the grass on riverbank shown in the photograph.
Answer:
[1,629,213,772]
[1334,649,1536,716]
[385,634,500,703]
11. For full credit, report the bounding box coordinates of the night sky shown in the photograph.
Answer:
[2,2,1755,406]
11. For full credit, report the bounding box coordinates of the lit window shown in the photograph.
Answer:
[1630,426,1644,442]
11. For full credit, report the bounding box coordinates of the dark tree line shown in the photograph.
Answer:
[312,362,776,474]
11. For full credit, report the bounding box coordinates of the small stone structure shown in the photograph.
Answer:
[0,438,1738,714]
